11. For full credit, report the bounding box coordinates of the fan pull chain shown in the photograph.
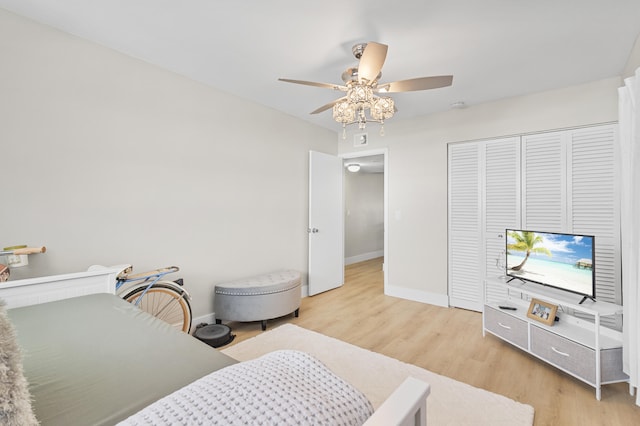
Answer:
[380,121,385,136]
[342,124,347,140]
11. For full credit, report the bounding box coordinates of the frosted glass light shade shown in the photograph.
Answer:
[371,96,395,120]
[333,101,355,123]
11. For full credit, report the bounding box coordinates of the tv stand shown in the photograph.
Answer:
[506,276,524,284]
[483,276,627,400]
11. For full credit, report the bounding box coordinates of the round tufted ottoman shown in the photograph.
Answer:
[214,270,301,331]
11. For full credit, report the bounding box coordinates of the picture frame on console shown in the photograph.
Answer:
[527,298,558,326]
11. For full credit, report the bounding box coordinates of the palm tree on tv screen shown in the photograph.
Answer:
[507,231,552,271]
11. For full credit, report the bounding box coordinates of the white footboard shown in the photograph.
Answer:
[364,377,431,426]
[0,266,122,308]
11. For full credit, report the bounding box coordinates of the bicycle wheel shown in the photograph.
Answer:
[123,283,192,333]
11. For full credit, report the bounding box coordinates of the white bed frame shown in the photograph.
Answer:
[364,376,430,426]
[1,266,431,425]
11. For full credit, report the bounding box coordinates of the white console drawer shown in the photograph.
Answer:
[530,326,627,384]
[531,325,595,383]
[484,306,528,349]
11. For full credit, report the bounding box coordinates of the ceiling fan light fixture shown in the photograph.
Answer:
[347,84,373,105]
[333,101,355,123]
[280,41,453,137]
[371,96,395,120]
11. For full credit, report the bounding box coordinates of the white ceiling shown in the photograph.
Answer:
[2,1,639,132]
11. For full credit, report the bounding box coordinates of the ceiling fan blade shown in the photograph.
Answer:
[382,75,453,93]
[278,78,347,91]
[358,42,388,84]
[310,97,346,115]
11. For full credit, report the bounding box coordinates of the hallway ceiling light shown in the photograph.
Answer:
[346,163,361,173]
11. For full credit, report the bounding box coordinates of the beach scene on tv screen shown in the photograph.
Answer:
[506,230,593,296]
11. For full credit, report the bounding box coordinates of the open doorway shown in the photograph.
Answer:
[341,150,388,289]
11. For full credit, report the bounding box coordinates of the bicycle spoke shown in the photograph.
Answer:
[124,285,192,333]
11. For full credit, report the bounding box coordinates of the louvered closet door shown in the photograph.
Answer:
[448,143,482,310]
[522,125,621,328]
[568,124,620,306]
[483,137,521,304]
[521,131,567,231]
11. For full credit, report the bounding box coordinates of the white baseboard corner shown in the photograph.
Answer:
[302,280,445,308]
[384,284,449,307]
[345,250,384,266]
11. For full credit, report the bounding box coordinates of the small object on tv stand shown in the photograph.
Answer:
[498,305,517,311]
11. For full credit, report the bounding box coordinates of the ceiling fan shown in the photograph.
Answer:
[279,42,453,137]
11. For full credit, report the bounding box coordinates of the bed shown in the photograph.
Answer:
[1,273,429,425]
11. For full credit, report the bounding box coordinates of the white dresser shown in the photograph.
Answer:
[483,277,628,400]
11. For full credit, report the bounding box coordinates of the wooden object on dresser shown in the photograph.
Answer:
[0,265,121,309]
[483,277,628,400]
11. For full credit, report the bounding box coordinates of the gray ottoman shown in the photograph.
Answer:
[214,270,301,330]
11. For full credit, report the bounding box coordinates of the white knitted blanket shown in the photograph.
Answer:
[119,350,374,425]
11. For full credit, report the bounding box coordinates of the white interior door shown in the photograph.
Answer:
[308,151,344,295]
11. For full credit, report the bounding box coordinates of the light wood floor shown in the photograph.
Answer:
[223,257,640,425]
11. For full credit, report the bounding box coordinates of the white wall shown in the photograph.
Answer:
[344,171,384,264]
[623,32,640,78]
[0,9,337,318]
[339,77,620,305]
[0,7,627,313]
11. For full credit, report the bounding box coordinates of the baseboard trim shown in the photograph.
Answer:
[192,313,216,328]
[345,250,384,265]
[199,283,446,330]
[384,284,449,307]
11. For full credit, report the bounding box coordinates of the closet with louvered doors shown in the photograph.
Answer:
[448,124,620,317]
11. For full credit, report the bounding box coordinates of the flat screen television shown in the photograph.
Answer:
[505,229,596,303]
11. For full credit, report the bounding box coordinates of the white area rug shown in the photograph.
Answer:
[222,324,534,426]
